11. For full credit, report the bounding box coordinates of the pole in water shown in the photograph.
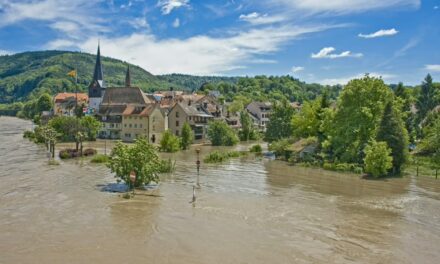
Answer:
[190,186,196,204]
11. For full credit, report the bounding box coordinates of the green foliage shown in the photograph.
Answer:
[207,120,239,146]
[376,102,409,174]
[107,138,162,187]
[416,74,439,124]
[419,117,440,154]
[158,159,176,173]
[36,93,53,112]
[47,115,100,142]
[239,110,259,141]
[364,140,393,178]
[265,101,295,142]
[269,138,295,160]
[328,75,393,164]
[159,130,181,152]
[203,150,245,163]
[80,116,101,141]
[292,98,321,138]
[180,122,194,150]
[91,154,109,163]
[249,144,263,153]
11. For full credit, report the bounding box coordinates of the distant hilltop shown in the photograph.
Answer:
[0,50,239,104]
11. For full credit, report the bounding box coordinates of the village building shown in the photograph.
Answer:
[168,100,213,140]
[246,101,273,131]
[53,92,88,116]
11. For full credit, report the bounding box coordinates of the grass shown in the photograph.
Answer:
[90,154,109,163]
[47,159,60,166]
[203,150,248,163]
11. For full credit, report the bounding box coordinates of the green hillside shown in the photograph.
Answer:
[0,50,186,103]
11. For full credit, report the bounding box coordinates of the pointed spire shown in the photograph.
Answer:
[92,42,104,82]
[125,65,131,87]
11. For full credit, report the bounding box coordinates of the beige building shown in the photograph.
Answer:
[121,104,167,143]
[53,92,89,116]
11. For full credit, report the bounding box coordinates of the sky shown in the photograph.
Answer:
[0,0,439,85]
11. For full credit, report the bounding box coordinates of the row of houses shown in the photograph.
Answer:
[51,45,277,143]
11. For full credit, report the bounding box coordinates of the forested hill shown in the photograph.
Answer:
[0,51,193,103]
[0,50,337,104]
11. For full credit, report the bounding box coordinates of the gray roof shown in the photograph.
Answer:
[98,104,127,116]
[177,101,213,117]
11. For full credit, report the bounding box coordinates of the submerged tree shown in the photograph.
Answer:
[180,122,194,150]
[376,101,409,174]
[265,100,295,142]
[208,120,239,146]
[108,137,162,187]
[159,130,181,152]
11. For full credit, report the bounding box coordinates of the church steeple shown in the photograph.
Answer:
[125,65,131,87]
[93,43,104,82]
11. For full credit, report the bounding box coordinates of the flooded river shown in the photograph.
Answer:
[1,117,440,264]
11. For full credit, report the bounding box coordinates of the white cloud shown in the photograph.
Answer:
[172,18,180,28]
[157,0,190,15]
[0,49,11,56]
[130,17,150,31]
[291,66,304,73]
[434,6,439,10]
[268,0,420,14]
[319,72,396,85]
[425,65,440,72]
[239,12,285,25]
[358,28,398,39]
[311,47,363,59]
[49,24,332,75]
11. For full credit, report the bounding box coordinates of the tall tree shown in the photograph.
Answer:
[208,120,238,146]
[416,74,437,123]
[36,93,53,113]
[364,140,393,178]
[239,110,252,141]
[376,101,409,174]
[265,100,295,142]
[180,122,194,150]
[328,75,393,163]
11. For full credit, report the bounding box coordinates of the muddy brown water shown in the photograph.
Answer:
[1,116,440,264]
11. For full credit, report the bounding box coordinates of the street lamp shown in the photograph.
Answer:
[196,148,201,188]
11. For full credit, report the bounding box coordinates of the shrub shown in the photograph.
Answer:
[91,154,109,163]
[364,140,393,178]
[159,130,181,152]
[59,148,80,159]
[83,148,97,156]
[158,159,176,173]
[23,130,35,139]
[207,120,239,146]
[180,122,194,150]
[249,144,263,153]
[203,150,245,163]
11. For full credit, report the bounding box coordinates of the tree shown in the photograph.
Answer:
[419,117,440,154]
[328,75,393,163]
[107,138,162,188]
[207,120,239,146]
[364,140,393,178]
[36,93,53,113]
[239,110,253,141]
[265,100,295,142]
[159,130,181,152]
[292,98,321,138]
[376,101,409,174]
[180,122,194,150]
[416,74,438,123]
[80,116,101,141]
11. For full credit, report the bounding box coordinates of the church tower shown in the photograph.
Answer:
[125,65,131,87]
[88,43,106,112]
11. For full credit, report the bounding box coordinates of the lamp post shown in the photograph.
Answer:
[196,148,201,188]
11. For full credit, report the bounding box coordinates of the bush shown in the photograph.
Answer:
[207,120,239,146]
[91,154,109,163]
[158,159,176,173]
[23,130,35,139]
[269,138,294,160]
[249,144,262,153]
[203,150,245,163]
[59,148,81,159]
[83,148,97,156]
[159,130,181,152]
[364,140,393,178]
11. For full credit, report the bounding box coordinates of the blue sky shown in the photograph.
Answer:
[0,0,439,85]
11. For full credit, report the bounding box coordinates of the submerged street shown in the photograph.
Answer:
[1,116,440,264]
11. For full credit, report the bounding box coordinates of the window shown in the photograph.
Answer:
[134,124,137,128]
[176,121,179,127]
[153,117,156,122]
[129,124,132,128]
[176,111,179,118]
[140,124,142,128]
[189,116,192,121]
[125,133,131,138]
[124,124,127,128]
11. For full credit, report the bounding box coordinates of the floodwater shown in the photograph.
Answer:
[1,117,440,264]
